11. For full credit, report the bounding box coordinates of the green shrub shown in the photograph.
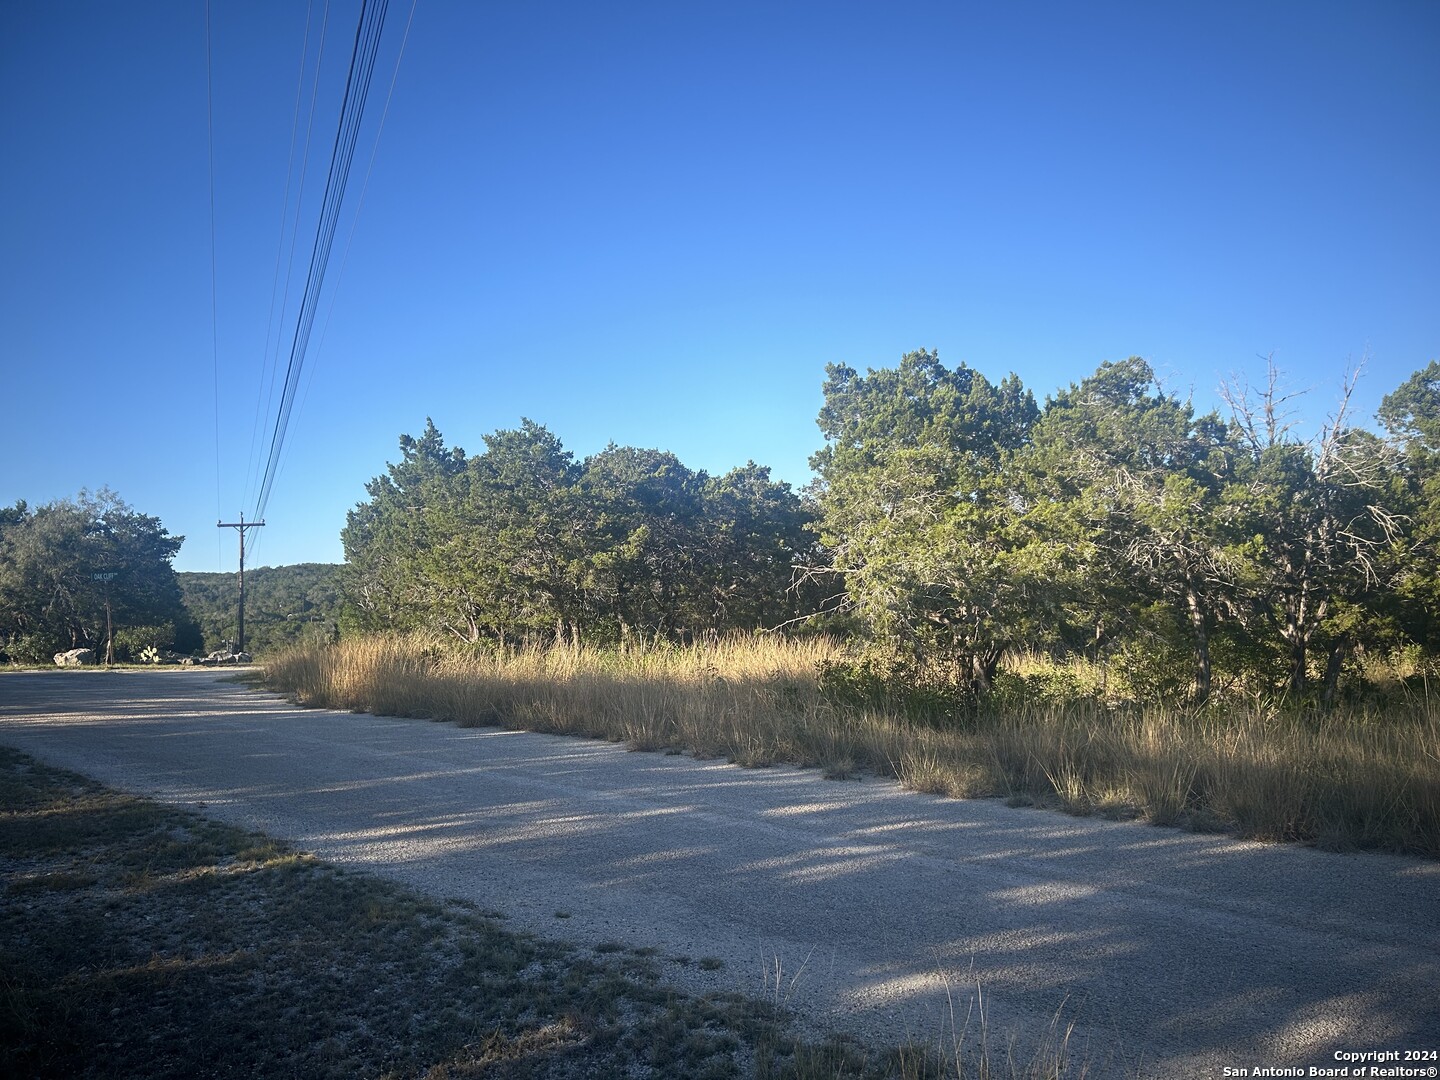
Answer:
[2,630,70,664]
[817,652,970,720]
[112,623,176,662]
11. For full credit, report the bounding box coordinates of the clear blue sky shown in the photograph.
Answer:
[2,1,1437,571]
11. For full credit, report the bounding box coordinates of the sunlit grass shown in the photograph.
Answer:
[263,634,1440,858]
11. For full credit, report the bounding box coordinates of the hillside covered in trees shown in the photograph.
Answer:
[344,354,1440,708]
[178,563,343,656]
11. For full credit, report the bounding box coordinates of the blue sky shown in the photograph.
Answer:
[2,0,1437,571]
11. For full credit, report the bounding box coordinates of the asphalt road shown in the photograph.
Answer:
[1,670,1436,1078]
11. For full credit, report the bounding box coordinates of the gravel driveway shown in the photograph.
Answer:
[1,669,1436,1078]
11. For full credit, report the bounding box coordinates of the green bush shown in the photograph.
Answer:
[112,623,176,663]
[990,665,1091,710]
[2,630,70,664]
[817,652,970,720]
[1109,634,1193,705]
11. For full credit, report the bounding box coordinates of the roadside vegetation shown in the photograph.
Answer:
[336,356,1440,718]
[0,490,201,664]
[0,746,1079,1079]
[257,353,1440,859]
[8,354,1440,702]
[263,633,1440,858]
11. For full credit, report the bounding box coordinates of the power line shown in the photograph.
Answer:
[252,0,391,524]
[255,0,419,555]
[243,0,323,516]
[205,0,223,569]
[245,0,337,515]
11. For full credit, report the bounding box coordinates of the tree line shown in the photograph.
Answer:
[0,490,200,662]
[810,352,1438,706]
[347,353,1440,707]
[5,352,1437,705]
[342,420,819,645]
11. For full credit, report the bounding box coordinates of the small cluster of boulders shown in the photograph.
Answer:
[199,650,252,666]
[139,647,199,665]
[51,647,252,667]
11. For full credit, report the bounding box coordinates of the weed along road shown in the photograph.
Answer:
[2,670,1437,1078]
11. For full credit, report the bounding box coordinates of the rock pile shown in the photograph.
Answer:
[140,647,197,665]
[199,650,253,666]
[53,649,96,667]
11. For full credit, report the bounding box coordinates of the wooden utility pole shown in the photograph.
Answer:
[217,513,264,654]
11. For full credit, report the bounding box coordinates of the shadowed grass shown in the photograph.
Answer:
[0,745,1082,1079]
[263,634,1440,858]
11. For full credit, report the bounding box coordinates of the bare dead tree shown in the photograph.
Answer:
[1219,354,1307,454]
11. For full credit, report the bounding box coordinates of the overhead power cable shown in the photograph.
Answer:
[206,0,223,567]
[243,0,323,515]
[252,0,390,523]
[248,0,418,567]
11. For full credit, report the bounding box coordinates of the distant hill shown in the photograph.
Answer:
[179,563,343,656]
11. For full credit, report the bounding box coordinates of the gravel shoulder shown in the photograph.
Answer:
[1,669,1436,1078]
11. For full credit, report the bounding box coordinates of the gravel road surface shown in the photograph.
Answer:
[1,670,1436,1078]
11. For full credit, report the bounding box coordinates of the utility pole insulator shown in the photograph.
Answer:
[217,513,265,655]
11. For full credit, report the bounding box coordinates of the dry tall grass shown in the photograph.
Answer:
[263,634,1440,858]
